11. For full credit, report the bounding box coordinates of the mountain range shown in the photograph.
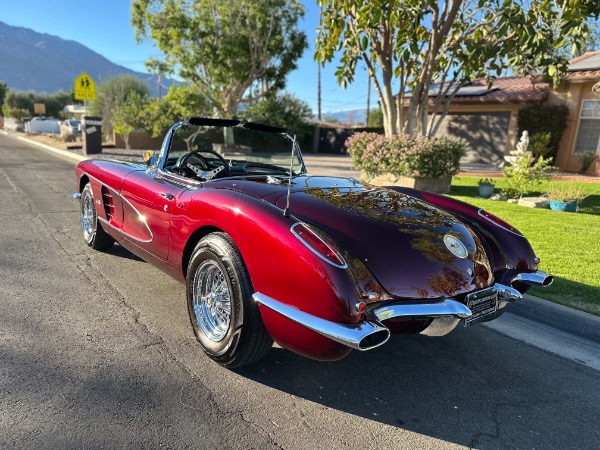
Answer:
[0,20,169,96]
[0,20,371,123]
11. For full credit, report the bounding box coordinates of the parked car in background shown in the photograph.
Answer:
[60,119,81,141]
[25,117,61,134]
[1,117,23,132]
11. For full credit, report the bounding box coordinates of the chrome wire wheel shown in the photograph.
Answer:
[192,260,231,342]
[186,233,273,367]
[81,190,95,242]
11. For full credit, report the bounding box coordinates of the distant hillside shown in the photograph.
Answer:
[322,109,367,125]
[314,108,369,125]
[0,21,171,96]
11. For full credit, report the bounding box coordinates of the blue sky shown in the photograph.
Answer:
[0,0,372,114]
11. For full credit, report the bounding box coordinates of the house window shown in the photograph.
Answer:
[574,100,600,154]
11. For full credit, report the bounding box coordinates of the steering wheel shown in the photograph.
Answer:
[176,149,231,180]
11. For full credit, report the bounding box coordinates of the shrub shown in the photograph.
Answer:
[346,132,467,178]
[528,132,552,159]
[502,131,555,198]
[478,178,496,186]
[546,182,587,203]
[577,150,597,174]
[517,104,569,161]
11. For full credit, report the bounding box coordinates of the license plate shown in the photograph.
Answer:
[464,287,498,327]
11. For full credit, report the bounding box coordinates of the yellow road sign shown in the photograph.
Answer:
[74,72,96,101]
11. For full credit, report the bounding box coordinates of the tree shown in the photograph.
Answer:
[0,82,7,115]
[315,1,600,137]
[1,90,72,119]
[89,75,149,137]
[239,92,312,145]
[131,0,307,121]
[557,18,600,58]
[140,85,209,138]
[111,91,148,150]
[367,106,383,128]
[581,19,600,54]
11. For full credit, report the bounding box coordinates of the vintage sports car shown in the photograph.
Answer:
[74,118,553,368]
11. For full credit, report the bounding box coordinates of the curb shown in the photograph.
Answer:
[16,135,85,163]
[506,294,600,345]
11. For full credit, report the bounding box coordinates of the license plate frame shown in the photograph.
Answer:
[464,287,498,327]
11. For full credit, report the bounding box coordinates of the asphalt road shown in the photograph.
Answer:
[1,134,599,450]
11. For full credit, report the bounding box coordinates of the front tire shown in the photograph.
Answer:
[186,233,272,368]
[80,183,114,251]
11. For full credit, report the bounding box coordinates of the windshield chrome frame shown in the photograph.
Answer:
[155,120,306,183]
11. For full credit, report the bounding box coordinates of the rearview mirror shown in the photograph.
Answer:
[143,150,155,166]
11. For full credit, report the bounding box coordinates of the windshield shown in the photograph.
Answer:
[163,121,305,181]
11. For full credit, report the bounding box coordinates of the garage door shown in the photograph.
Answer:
[434,111,511,165]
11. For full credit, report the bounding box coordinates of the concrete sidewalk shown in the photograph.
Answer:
[7,131,600,371]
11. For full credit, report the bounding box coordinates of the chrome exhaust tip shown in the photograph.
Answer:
[253,293,391,351]
[513,270,554,288]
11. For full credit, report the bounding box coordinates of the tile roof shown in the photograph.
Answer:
[569,51,600,66]
[565,51,600,80]
[424,77,549,104]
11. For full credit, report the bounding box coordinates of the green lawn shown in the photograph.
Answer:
[448,176,600,316]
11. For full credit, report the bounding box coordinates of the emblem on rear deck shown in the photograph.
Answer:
[443,235,468,259]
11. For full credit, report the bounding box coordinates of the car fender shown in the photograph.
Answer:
[169,188,364,360]
[75,160,144,234]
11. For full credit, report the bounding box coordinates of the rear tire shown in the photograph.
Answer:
[80,183,114,251]
[186,233,272,368]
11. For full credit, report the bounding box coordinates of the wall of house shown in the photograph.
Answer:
[113,130,165,150]
[548,80,600,175]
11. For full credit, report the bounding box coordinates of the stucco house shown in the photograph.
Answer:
[428,52,600,175]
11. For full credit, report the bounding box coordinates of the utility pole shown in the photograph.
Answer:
[318,10,322,121]
[158,73,162,101]
[366,74,371,127]
[318,63,322,121]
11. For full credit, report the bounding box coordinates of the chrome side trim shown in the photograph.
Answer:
[512,270,554,287]
[372,299,472,322]
[84,173,154,244]
[98,216,153,244]
[253,293,390,351]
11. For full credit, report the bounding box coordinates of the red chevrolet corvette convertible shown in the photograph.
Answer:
[74,118,552,368]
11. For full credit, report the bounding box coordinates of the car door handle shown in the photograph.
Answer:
[158,192,175,201]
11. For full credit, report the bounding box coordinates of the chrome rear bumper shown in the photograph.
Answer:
[253,292,391,351]
[254,273,551,352]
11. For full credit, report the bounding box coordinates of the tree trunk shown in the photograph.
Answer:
[380,69,397,137]
[223,97,237,146]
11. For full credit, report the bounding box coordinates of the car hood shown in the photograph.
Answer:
[270,183,493,299]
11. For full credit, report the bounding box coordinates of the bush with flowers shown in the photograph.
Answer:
[346,132,467,179]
